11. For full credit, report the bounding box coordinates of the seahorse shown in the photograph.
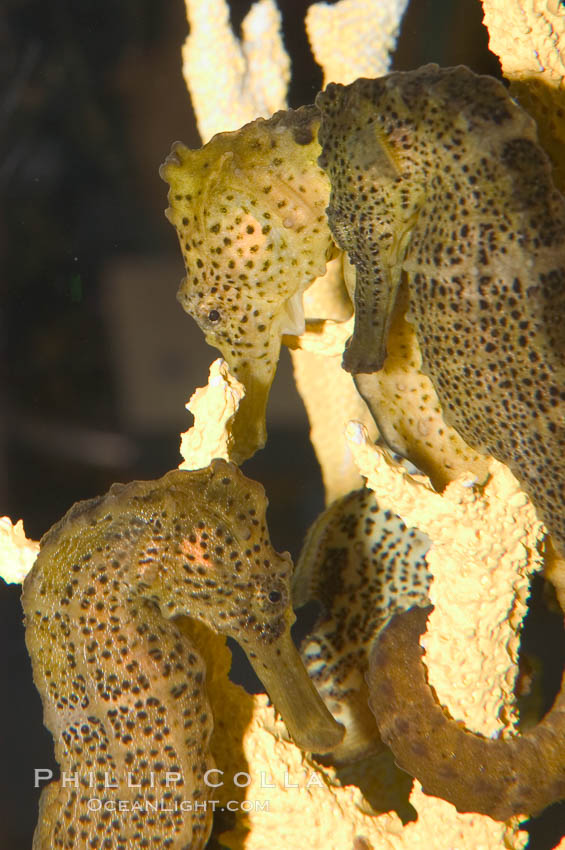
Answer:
[160,106,334,463]
[22,459,343,849]
[294,485,565,820]
[316,64,565,562]
[315,64,565,819]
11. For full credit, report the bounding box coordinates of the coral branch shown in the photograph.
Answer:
[346,422,543,735]
[179,358,245,469]
[481,0,565,191]
[0,516,39,584]
[182,0,289,141]
[306,0,411,85]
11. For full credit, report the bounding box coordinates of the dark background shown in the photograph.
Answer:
[0,1,563,847]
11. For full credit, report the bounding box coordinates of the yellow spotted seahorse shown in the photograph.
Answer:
[22,460,343,848]
[160,107,334,463]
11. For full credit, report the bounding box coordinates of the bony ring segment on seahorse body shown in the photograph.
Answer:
[22,459,344,849]
[316,64,565,564]
[367,606,565,820]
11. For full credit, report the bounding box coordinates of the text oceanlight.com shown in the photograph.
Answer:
[85,799,269,814]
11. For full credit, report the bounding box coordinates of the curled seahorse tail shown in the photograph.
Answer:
[367,605,565,820]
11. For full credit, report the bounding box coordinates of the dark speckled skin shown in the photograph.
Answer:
[316,65,565,820]
[317,65,565,565]
[294,487,431,765]
[22,459,343,849]
[160,106,334,464]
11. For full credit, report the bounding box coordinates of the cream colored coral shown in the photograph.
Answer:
[346,422,544,736]
[481,0,565,77]
[306,0,410,85]
[182,0,289,142]
[0,516,39,584]
[481,0,565,190]
[290,259,378,502]
[217,698,527,850]
[292,347,378,503]
[179,358,245,470]
[293,316,354,357]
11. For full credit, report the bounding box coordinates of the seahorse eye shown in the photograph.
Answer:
[268,589,282,604]
[208,309,221,322]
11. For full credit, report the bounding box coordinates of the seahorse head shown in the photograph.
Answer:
[127,459,344,752]
[124,460,295,646]
[160,107,334,461]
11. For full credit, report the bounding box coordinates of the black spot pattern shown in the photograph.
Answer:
[354,284,490,491]
[317,64,565,560]
[294,488,431,763]
[160,107,334,462]
[22,460,310,848]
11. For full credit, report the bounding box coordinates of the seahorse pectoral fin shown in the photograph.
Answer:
[342,263,401,374]
[248,631,345,753]
[279,290,306,336]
